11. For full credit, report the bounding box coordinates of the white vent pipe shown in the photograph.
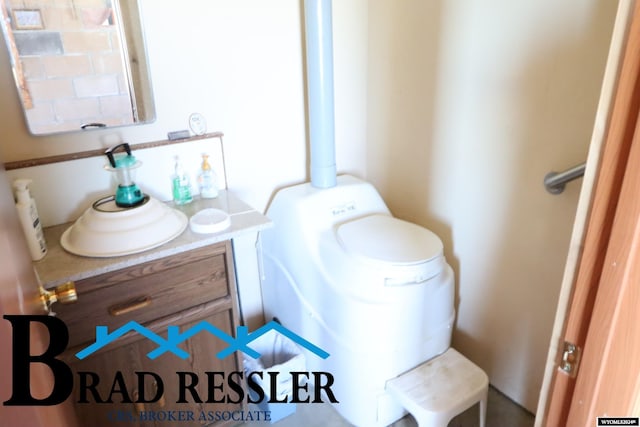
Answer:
[304,0,337,188]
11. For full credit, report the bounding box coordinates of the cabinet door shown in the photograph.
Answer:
[136,309,243,426]
[67,308,242,427]
[69,336,148,426]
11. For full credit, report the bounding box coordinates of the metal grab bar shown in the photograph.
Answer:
[544,162,586,194]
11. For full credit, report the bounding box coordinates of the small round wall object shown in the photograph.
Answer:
[189,113,207,135]
[189,208,230,234]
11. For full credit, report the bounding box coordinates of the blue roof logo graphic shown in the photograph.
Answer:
[75,320,329,361]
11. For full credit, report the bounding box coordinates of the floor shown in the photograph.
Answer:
[238,385,535,427]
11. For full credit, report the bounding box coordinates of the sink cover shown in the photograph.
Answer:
[61,196,188,257]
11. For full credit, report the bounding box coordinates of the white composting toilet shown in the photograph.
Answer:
[259,1,488,424]
[259,175,486,426]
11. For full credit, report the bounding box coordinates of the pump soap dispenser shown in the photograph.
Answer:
[13,179,47,261]
[172,156,193,205]
[197,153,219,199]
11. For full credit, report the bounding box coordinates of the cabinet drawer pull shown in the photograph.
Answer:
[109,296,152,316]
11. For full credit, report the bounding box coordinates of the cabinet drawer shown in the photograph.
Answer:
[55,243,232,348]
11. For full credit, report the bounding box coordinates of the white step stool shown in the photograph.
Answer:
[386,348,489,427]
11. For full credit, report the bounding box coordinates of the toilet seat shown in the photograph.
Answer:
[336,214,445,284]
[337,214,443,264]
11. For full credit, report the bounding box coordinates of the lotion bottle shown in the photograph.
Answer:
[13,179,47,261]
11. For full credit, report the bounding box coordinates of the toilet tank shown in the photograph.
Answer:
[265,175,389,237]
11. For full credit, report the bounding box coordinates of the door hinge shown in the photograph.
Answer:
[559,341,581,378]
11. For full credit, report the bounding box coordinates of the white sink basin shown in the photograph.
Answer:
[61,196,187,257]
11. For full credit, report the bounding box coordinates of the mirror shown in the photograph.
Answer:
[0,0,154,135]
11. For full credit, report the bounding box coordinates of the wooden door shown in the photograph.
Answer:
[566,111,640,422]
[0,165,78,426]
[539,0,640,425]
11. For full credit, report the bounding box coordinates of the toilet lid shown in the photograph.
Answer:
[337,214,443,265]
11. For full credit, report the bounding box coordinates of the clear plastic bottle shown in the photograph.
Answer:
[197,153,219,199]
[13,178,47,260]
[172,156,192,205]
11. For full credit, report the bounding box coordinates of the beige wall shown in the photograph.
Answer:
[366,0,617,412]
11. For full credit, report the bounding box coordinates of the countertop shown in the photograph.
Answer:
[34,190,271,288]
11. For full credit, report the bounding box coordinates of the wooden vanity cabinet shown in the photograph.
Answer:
[55,241,244,427]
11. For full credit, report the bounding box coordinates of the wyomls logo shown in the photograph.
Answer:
[3,316,338,416]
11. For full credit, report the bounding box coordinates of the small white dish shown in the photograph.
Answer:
[189,208,231,234]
